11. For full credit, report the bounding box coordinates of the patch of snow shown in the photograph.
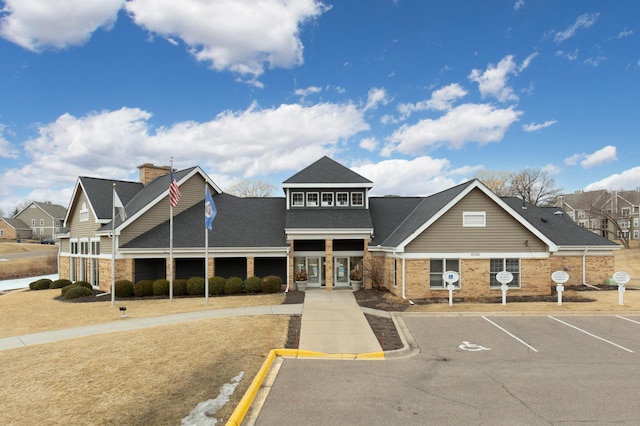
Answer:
[0,274,59,292]
[181,371,244,426]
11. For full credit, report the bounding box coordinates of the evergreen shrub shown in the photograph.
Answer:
[261,275,282,294]
[208,276,225,296]
[244,276,262,293]
[64,285,93,299]
[51,279,73,289]
[186,276,205,295]
[153,279,170,296]
[32,278,52,290]
[115,280,134,297]
[224,277,244,295]
[134,280,154,297]
[73,281,92,290]
[174,279,188,296]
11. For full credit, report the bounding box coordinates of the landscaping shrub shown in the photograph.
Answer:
[51,279,72,289]
[186,276,205,295]
[61,284,76,297]
[73,281,92,290]
[208,276,225,296]
[153,279,170,296]
[32,278,52,290]
[134,280,154,297]
[244,276,262,293]
[64,285,93,299]
[224,277,244,295]
[173,279,188,296]
[261,275,282,294]
[115,280,134,297]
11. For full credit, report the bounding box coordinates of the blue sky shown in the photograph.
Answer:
[0,0,638,215]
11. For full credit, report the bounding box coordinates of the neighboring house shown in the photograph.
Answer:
[0,218,32,240]
[13,201,67,241]
[555,189,640,244]
[58,157,619,299]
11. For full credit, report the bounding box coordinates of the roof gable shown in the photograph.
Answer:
[283,156,373,187]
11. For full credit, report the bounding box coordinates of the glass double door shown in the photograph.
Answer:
[334,257,350,287]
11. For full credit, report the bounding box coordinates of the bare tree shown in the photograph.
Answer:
[509,168,562,206]
[11,201,28,217]
[226,179,276,197]
[474,170,514,197]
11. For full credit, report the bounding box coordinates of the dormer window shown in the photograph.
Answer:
[321,192,334,207]
[306,192,319,207]
[351,192,364,207]
[336,192,349,207]
[80,202,89,221]
[292,192,304,207]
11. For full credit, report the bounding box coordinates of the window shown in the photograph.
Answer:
[71,241,78,254]
[91,240,100,255]
[80,241,89,255]
[351,192,364,206]
[430,259,460,289]
[621,207,630,217]
[634,218,639,228]
[40,219,44,226]
[80,203,89,221]
[40,228,44,234]
[490,258,520,288]
[577,210,586,219]
[634,230,639,239]
[292,192,304,207]
[306,192,319,207]
[321,192,334,207]
[31,219,36,226]
[336,192,349,206]
[463,212,486,227]
[0,229,3,236]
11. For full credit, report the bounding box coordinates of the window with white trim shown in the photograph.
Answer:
[40,227,44,234]
[351,192,364,207]
[79,203,89,221]
[71,241,78,254]
[292,192,304,207]
[321,192,334,207]
[80,241,89,255]
[490,258,521,288]
[306,192,319,207]
[0,229,3,236]
[31,219,36,226]
[91,239,100,255]
[336,192,349,206]
[430,259,460,289]
[634,230,639,239]
[40,219,44,226]
[463,211,486,227]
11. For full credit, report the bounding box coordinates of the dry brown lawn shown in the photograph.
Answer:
[0,242,58,279]
[0,241,57,255]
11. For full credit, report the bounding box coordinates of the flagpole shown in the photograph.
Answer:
[204,183,209,306]
[111,183,116,307]
[169,161,174,304]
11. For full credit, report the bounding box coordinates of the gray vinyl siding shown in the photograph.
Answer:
[405,188,547,253]
[59,239,70,252]
[68,191,102,238]
[119,174,208,246]
[15,205,53,238]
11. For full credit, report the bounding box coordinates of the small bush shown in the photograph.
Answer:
[153,279,170,296]
[134,280,154,297]
[51,279,73,289]
[61,284,76,297]
[73,281,92,290]
[208,276,225,296]
[174,279,188,296]
[261,275,282,294]
[224,277,244,295]
[29,280,37,290]
[244,276,262,293]
[32,278,52,290]
[64,285,93,299]
[115,280,134,297]
[186,276,205,295]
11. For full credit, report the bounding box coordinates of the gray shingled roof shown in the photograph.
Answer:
[34,202,67,219]
[285,208,373,229]
[502,197,619,247]
[369,180,474,247]
[122,193,287,249]
[283,156,372,185]
[80,177,143,221]
[1,218,30,229]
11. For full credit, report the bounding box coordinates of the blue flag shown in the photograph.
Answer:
[205,187,216,230]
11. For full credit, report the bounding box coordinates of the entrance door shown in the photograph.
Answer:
[307,257,323,286]
[334,257,349,287]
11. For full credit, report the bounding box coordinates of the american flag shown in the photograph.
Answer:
[169,170,181,207]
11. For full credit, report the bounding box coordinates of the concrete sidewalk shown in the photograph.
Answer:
[298,289,382,354]
[0,303,302,351]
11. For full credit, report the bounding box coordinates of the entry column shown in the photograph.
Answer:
[325,239,333,291]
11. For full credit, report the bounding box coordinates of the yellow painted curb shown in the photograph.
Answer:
[225,348,385,425]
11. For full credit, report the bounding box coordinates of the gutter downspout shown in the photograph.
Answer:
[582,247,600,290]
[392,249,406,300]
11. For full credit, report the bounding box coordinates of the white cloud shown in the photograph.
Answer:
[0,0,124,51]
[359,137,378,152]
[555,49,579,61]
[585,166,640,191]
[383,103,522,155]
[519,52,538,72]
[554,13,600,44]
[468,55,519,102]
[514,0,525,11]
[352,157,460,196]
[564,145,617,169]
[584,56,607,67]
[125,0,328,78]
[2,102,368,193]
[615,29,633,39]
[295,86,322,97]
[398,83,467,118]
[0,124,19,158]
[363,87,390,111]
[522,120,557,132]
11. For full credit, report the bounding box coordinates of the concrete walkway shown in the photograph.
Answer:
[298,289,382,354]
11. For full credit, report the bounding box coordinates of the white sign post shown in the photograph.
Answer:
[551,271,569,305]
[496,271,514,305]
[612,271,631,306]
[443,271,460,306]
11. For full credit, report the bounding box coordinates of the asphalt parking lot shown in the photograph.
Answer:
[253,314,640,425]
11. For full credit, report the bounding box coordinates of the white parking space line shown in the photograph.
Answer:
[616,315,640,325]
[548,316,635,353]
[482,316,539,352]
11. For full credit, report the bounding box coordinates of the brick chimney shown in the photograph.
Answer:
[137,163,171,185]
